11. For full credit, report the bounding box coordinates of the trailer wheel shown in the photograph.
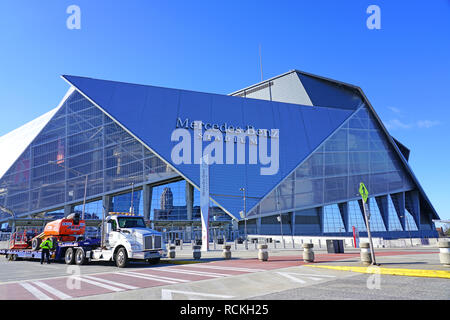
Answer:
[31,238,42,251]
[115,247,128,268]
[65,248,75,265]
[75,248,86,265]
[11,254,18,261]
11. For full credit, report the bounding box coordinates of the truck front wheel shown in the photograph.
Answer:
[115,248,128,268]
[65,248,75,264]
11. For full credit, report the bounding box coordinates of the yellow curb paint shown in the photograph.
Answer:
[306,265,450,279]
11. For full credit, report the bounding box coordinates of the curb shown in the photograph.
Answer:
[306,265,450,279]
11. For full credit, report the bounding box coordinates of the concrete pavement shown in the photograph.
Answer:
[0,243,448,300]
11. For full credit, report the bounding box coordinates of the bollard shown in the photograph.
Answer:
[302,243,314,262]
[234,239,237,251]
[222,245,232,260]
[168,245,176,259]
[360,242,372,266]
[258,244,268,261]
[193,245,201,260]
[438,240,450,267]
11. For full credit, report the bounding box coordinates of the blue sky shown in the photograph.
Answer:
[0,1,449,221]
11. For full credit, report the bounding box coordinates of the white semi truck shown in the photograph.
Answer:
[2,212,167,268]
[76,213,167,267]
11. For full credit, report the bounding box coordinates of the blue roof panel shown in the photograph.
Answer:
[62,75,354,219]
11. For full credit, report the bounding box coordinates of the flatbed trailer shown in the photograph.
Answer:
[1,238,101,262]
[1,214,166,267]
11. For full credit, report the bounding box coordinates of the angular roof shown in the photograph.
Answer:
[62,75,353,219]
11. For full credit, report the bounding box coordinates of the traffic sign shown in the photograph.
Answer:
[359,182,369,203]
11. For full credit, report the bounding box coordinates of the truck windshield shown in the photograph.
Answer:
[117,217,146,228]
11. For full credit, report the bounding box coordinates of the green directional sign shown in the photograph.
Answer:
[359,182,369,203]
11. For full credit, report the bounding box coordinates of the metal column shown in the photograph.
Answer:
[143,184,153,221]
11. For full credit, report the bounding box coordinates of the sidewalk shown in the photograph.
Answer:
[163,243,450,278]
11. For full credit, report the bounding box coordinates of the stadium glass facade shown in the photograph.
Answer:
[0,70,439,240]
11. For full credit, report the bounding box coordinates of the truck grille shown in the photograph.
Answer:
[144,236,153,250]
[143,235,162,250]
[154,236,162,249]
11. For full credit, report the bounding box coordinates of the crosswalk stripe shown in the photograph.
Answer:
[276,272,306,284]
[157,268,228,278]
[20,282,53,300]
[188,265,265,273]
[74,277,124,292]
[82,275,139,290]
[133,272,190,283]
[120,272,180,284]
[33,281,72,300]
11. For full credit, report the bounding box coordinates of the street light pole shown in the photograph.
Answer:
[82,175,88,220]
[278,213,284,248]
[130,182,135,214]
[240,187,247,250]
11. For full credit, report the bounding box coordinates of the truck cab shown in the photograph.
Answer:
[91,213,166,267]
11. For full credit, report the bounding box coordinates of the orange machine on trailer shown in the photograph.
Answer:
[28,213,86,251]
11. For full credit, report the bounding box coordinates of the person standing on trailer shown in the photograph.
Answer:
[40,238,53,264]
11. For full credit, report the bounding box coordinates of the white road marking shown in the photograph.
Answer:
[74,277,124,292]
[33,281,72,299]
[82,275,139,290]
[119,271,180,284]
[276,272,337,283]
[276,272,306,284]
[294,273,337,278]
[133,272,190,283]
[188,264,265,273]
[20,282,53,300]
[161,289,234,300]
[157,268,228,278]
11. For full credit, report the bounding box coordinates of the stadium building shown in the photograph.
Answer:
[0,70,439,240]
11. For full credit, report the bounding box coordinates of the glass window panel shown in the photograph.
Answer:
[348,200,367,232]
[367,197,386,232]
[324,152,348,176]
[295,153,323,179]
[404,208,418,231]
[349,152,369,174]
[387,195,403,231]
[324,176,347,203]
[324,128,347,152]
[348,129,369,151]
[323,204,345,233]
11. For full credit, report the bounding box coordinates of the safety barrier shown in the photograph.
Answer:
[193,245,201,259]
[302,243,314,262]
[438,240,450,267]
[360,242,372,266]
[168,245,176,259]
[258,244,268,261]
[222,245,231,259]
